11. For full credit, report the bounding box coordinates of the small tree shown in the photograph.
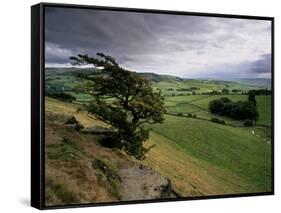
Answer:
[70,53,165,159]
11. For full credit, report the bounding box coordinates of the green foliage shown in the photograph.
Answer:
[70,53,165,159]
[209,97,258,121]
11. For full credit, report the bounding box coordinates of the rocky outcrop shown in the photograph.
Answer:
[90,158,178,201]
[118,164,177,200]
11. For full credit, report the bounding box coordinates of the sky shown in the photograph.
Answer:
[45,6,272,79]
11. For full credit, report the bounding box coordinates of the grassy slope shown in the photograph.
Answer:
[144,132,255,196]
[46,97,272,198]
[145,115,271,196]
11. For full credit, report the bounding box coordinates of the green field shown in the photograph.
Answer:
[256,96,272,125]
[149,115,271,194]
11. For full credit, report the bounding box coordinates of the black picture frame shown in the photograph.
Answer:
[31,2,274,210]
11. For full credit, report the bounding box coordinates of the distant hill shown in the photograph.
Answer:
[46,68,183,82]
[45,67,270,91]
[236,78,271,88]
[138,72,183,82]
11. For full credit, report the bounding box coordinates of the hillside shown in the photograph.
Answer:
[237,78,271,88]
[45,97,177,206]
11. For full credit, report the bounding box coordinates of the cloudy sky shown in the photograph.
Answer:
[45,7,272,79]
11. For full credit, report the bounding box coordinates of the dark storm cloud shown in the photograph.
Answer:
[45,7,213,64]
[249,54,271,74]
[45,6,231,64]
[45,6,271,78]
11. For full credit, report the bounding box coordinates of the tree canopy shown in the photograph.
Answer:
[69,53,165,159]
[209,97,258,121]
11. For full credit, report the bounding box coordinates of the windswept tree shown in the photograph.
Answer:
[69,53,165,159]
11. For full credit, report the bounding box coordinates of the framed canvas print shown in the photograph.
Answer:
[31,2,274,210]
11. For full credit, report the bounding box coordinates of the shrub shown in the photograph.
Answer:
[187,113,192,117]
[177,112,183,116]
[193,114,197,118]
